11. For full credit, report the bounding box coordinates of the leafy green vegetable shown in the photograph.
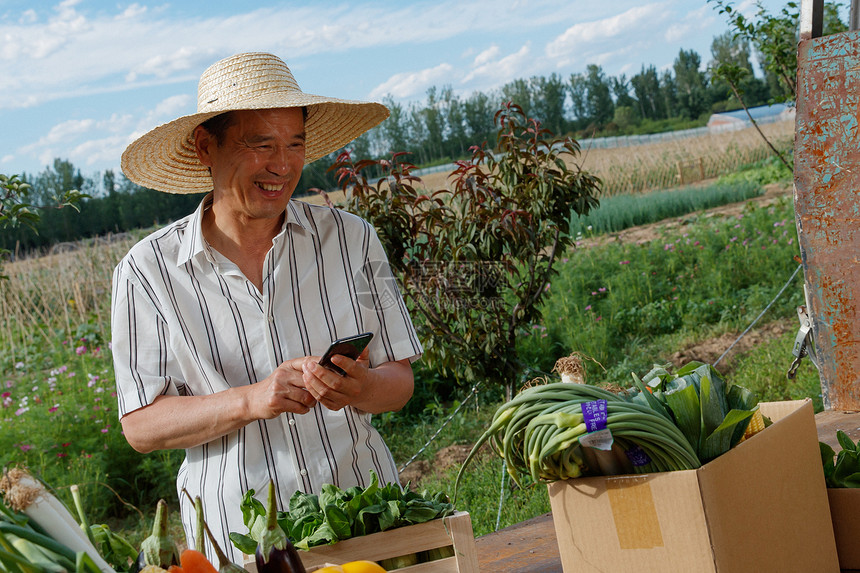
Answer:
[821,430,860,488]
[629,361,757,463]
[229,470,454,553]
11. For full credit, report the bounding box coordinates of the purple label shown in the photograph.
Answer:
[582,399,608,432]
[625,446,651,467]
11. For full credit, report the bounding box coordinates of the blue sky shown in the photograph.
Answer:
[0,0,800,179]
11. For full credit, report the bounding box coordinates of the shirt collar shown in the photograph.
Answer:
[176,194,315,266]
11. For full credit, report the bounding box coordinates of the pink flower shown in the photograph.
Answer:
[619,260,630,265]
[75,346,87,355]
[57,453,67,458]
[48,405,59,413]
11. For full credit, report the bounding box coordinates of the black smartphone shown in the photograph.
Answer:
[318,332,374,376]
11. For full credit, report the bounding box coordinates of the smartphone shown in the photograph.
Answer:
[318,332,374,376]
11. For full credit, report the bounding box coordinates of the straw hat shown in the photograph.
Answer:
[121,52,389,194]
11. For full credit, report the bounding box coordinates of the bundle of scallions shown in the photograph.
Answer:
[454,361,763,498]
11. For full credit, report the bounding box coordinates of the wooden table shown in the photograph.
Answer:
[473,410,860,573]
[475,513,561,572]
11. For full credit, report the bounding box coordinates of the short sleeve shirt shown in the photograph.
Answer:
[110,195,422,563]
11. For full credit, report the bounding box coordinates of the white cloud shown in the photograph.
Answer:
[665,5,717,44]
[117,4,147,20]
[369,63,454,100]
[548,4,667,57]
[463,43,532,87]
[473,45,501,67]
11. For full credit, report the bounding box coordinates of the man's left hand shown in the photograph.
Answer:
[301,350,369,411]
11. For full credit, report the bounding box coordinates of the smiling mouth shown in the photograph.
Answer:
[257,182,283,192]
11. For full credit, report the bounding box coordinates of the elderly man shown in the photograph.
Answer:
[111,52,422,563]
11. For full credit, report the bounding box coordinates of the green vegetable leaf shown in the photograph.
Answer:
[821,441,837,487]
[664,382,701,449]
[228,532,257,556]
[699,409,755,462]
[239,489,266,529]
[323,504,351,541]
[837,430,857,453]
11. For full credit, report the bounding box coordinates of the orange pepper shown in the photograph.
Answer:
[179,549,218,573]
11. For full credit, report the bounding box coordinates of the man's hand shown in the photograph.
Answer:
[301,349,369,411]
[302,351,414,414]
[251,357,318,418]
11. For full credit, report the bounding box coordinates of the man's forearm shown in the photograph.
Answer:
[352,359,414,414]
[120,388,255,453]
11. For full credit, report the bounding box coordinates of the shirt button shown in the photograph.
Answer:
[300,469,307,476]
[288,418,296,426]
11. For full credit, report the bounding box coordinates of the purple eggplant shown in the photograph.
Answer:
[254,481,305,573]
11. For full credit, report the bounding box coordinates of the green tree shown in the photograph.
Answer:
[585,64,614,126]
[380,95,410,155]
[462,90,496,148]
[568,72,589,126]
[442,86,469,158]
[0,173,84,275]
[673,49,709,119]
[501,78,533,118]
[631,65,666,120]
[530,73,568,135]
[334,103,601,388]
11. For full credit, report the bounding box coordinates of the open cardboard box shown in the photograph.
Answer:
[547,399,839,573]
[828,487,860,570]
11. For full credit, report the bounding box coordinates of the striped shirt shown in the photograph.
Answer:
[110,195,422,563]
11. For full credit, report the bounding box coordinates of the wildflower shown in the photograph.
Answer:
[75,346,87,355]
[57,453,67,458]
[585,305,592,311]
[15,407,29,416]
[595,316,602,322]
[49,405,59,413]
[619,260,630,265]
[598,287,607,293]
[14,362,24,370]
[100,426,110,434]
[62,442,71,447]
[18,444,33,452]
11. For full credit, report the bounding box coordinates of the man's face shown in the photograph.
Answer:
[195,107,306,222]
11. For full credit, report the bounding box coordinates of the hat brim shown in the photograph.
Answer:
[121,92,388,194]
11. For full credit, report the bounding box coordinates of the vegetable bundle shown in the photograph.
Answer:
[0,468,133,573]
[456,361,764,496]
[229,470,452,553]
[821,430,860,488]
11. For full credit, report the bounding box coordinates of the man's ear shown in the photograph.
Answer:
[193,125,214,167]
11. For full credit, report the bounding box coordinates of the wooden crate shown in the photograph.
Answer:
[244,512,478,573]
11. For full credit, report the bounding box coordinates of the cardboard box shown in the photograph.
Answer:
[244,511,478,573]
[828,487,860,570]
[547,399,839,573]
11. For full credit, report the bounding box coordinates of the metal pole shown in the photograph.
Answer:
[851,0,860,31]
[800,0,824,40]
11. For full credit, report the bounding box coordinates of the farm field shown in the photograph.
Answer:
[0,136,815,543]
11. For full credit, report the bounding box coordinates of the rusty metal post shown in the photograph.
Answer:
[795,0,860,410]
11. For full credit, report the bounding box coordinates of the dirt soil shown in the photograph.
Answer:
[397,181,798,488]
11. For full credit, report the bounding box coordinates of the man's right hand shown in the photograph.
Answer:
[250,357,317,418]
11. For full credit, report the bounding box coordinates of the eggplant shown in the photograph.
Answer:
[137,499,180,571]
[254,481,305,573]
